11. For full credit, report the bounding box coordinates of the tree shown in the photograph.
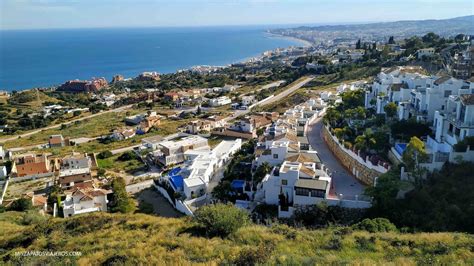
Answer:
[422,32,440,44]
[253,162,271,184]
[365,169,401,215]
[354,129,377,153]
[356,39,361,49]
[402,136,429,186]
[111,177,136,213]
[388,36,395,44]
[454,34,466,43]
[193,203,250,237]
[384,102,398,119]
[390,119,432,142]
[8,198,33,211]
[118,151,136,161]
[97,150,113,159]
[47,184,62,206]
[402,136,428,172]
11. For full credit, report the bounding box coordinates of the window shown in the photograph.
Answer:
[310,190,326,198]
[295,187,326,198]
[295,187,310,196]
[273,154,278,159]
[281,179,288,185]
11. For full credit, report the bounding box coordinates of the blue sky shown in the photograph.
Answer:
[1,0,472,30]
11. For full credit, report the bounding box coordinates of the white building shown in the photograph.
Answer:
[155,135,210,166]
[260,154,331,206]
[209,96,231,107]
[428,93,474,156]
[366,67,468,123]
[170,139,242,200]
[223,84,238,92]
[417,48,435,59]
[241,95,256,106]
[0,146,5,161]
[63,187,111,217]
[0,166,7,179]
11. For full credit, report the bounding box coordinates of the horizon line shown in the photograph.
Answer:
[1,14,471,32]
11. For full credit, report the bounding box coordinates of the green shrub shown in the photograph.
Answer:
[137,201,154,214]
[8,198,33,212]
[118,151,136,161]
[355,236,377,251]
[353,218,397,233]
[97,150,113,159]
[110,177,136,214]
[193,204,250,238]
[22,210,47,225]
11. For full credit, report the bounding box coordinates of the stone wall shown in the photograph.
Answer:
[322,126,386,186]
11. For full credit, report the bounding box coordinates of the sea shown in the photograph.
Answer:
[0,26,306,91]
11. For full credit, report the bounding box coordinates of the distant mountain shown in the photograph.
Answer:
[297,15,473,34]
[271,16,474,42]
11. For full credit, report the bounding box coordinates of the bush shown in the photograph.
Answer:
[110,177,136,213]
[193,204,250,237]
[8,198,33,212]
[97,150,113,159]
[97,168,106,177]
[353,218,397,233]
[22,210,47,225]
[118,151,136,161]
[137,201,154,214]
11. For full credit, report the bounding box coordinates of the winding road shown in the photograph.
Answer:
[307,118,366,200]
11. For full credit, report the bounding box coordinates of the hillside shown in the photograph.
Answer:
[1,212,473,265]
[271,15,474,41]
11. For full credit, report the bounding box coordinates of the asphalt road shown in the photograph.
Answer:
[223,76,314,122]
[307,118,366,200]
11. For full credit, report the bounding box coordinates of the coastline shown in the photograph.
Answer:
[264,32,313,47]
[2,29,306,92]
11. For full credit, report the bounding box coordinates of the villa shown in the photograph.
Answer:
[152,135,210,166]
[62,187,112,217]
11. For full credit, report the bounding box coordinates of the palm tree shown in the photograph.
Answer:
[354,129,377,154]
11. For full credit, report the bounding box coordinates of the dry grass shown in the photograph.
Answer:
[0,211,472,265]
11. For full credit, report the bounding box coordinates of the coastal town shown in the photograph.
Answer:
[1,11,474,264]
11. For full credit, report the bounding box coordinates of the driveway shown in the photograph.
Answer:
[136,188,183,218]
[307,118,366,200]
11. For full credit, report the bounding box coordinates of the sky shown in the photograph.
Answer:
[0,0,473,30]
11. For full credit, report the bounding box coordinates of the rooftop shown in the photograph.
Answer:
[183,177,205,188]
[295,179,328,191]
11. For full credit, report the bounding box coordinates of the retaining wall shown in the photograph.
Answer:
[322,126,387,186]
